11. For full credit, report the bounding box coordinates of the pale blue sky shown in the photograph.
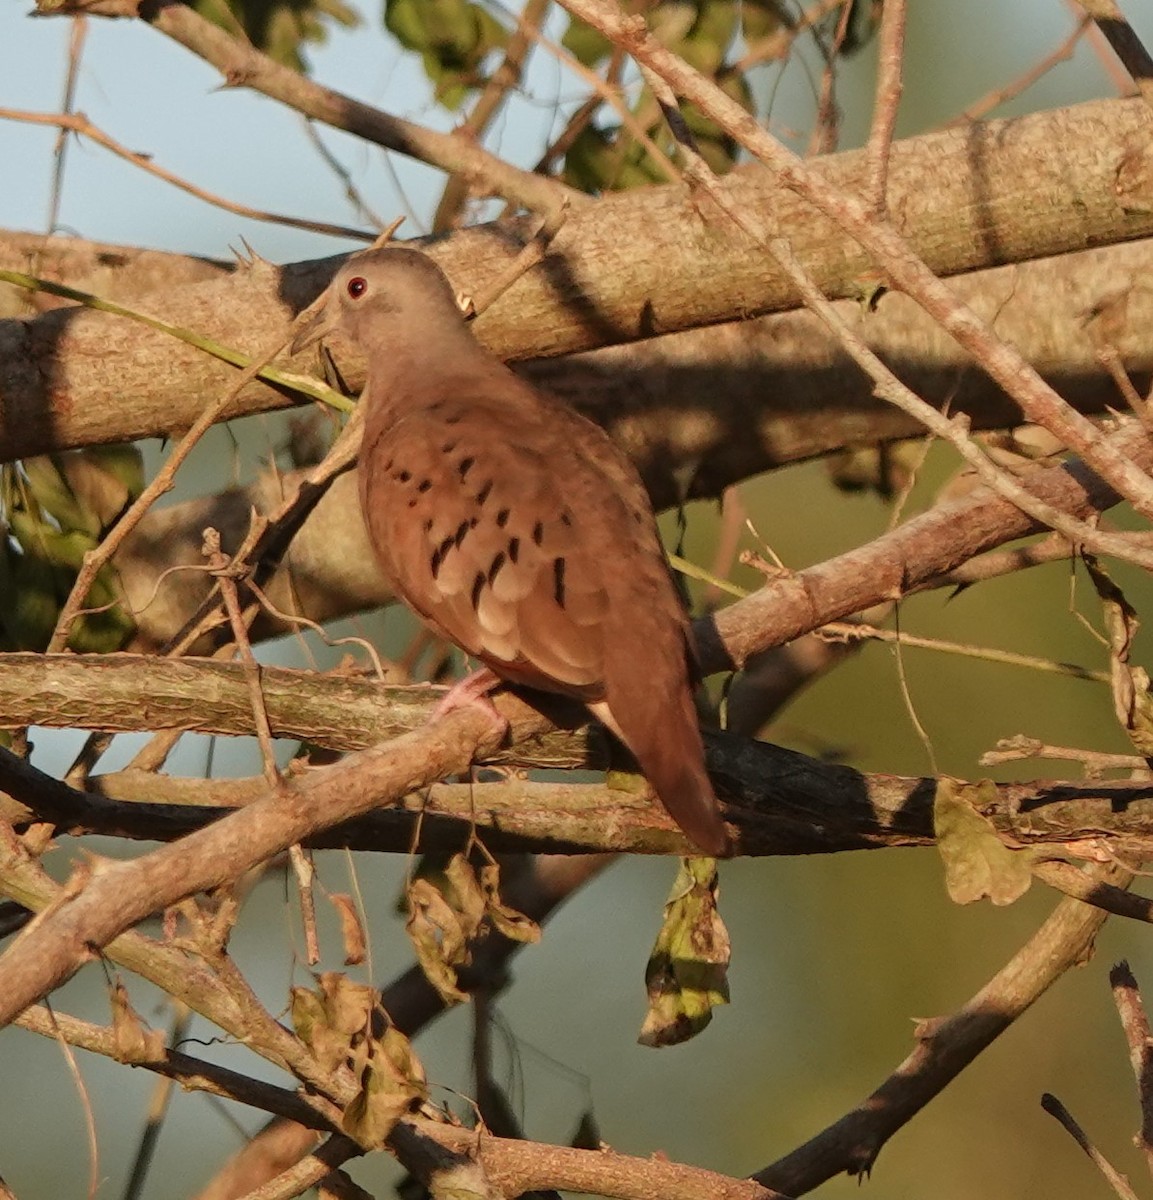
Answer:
[4,0,1145,265]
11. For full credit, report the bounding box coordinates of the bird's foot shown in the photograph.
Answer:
[431,667,508,737]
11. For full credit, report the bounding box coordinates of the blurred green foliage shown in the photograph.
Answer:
[189,0,359,70]
[561,1,757,190]
[0,447,143,652]
[385,0,509,109]
[180,0,876,191]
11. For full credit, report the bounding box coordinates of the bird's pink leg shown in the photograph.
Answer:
[431,666,508,735]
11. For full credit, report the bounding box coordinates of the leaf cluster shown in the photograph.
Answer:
[0,448,142,653]
[385,0,509,109]
[191,0,359,69]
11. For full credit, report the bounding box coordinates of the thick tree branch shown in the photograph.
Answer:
[0,700,514,1028]
[558,0,1153,521]
[2,97,1152,464]
[29,0,579,221]
[5,658,1153,859]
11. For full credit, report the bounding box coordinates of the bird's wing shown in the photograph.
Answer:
[358,396,613,697]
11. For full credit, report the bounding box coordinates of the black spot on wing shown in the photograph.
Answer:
[553,557,566,608]
[471,571,485,612]
[458,456,475,479]
[476,480,493,505]
[431,533,455,579]
[496,508,510,528]
[488,551,506,584]
[532,521,544,546]
[508,537,519,564]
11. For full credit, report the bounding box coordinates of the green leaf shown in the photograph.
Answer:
[68,446,145,525]
[740,0,784,42]
[5,551,62,651]
[934,779,1033,906]
[67,573,135,653]
[638,857,730,1047]
[191,0,361,70]
[22,457,98,536]
[385,0,507,109]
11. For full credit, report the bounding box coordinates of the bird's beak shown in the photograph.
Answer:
[290,290,340,356]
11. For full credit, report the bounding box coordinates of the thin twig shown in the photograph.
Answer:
[2,108,377,242]
[981,736,1145,771]
[143,0,582,220]
[15,1003,332,1130]
[918,531,1079,591]
[298,118,388,232]
[1033,862,1153,923]
[121,1005,192,1200]
[433,0,552,231]
[725,0,849,76]
[45,999,101,1200]
[863,0,905,216]
[1075,0,1153,109]
[287,843,319,967]
[1110,961,1153,1180]
[202,528,282,790]
[555,0,1153,526]
[945,15,1093,126]
[231,1136,364,1200]
[46,17,86,235]
[43,331,298,654]
[1041,1092,1142,1200]
[467,202,571,316]
[157,404,365,659]
[821,620,1110,683]
[807,0,852,154]
[510,9,681,184]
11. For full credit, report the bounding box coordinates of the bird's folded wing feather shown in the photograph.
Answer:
[359,400,614,697]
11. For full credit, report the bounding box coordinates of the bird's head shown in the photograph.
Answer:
[290,247,466,357]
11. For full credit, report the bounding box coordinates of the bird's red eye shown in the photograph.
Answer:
[347,276,368,299]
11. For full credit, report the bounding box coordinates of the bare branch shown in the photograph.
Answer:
[4,97,1153,466]
[137,0,580,220]
[1110,961,1153,1180]
[554,0,1153,520]
[1076,0,1153,108]
[757,864,1130,1193]
[0,108,377,242]
[1041,1092,1142,1200]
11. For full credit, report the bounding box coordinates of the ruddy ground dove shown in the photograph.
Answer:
[292,248,730,856]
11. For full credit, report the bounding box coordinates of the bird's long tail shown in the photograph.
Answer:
[589,699,731,857]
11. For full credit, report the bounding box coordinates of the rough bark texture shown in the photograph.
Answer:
[1,96,1151,466]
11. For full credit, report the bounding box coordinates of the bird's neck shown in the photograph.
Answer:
[358,327,512,418]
